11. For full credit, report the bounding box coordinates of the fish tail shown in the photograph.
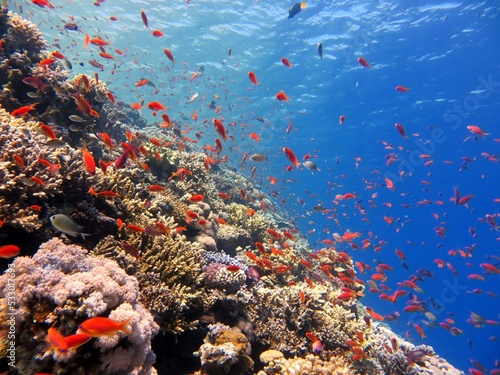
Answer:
[120,317,133,334]
[80,232,91,241]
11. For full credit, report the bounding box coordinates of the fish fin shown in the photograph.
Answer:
[301,2,307,9]
[80,232,91,241]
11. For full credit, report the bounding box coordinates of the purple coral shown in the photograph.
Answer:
[0,238,158,375]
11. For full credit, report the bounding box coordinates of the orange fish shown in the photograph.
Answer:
[83,34,90,50]
[81,145,96,174]
[51,50,65,59]
[0,245,20,258]
[248,71,259,85]
[152,29,164,37]
[275,91,289,102]
[46,327,68,353]
[99,132,114,150]
[357,57,370,68]
[413,323,426,338]
[90,37,109,46]
[99,52,114,60]
[467,125,490,137]
[281,57,292,68]
[189,194,204,202]
[30,176,45,186]
[163,48,175,64]
[283,147,300,167]
[213,118,228,140]
[249,133,260,142]
[147,101,166,111]
[131,100,144,111]
[13,155,24,168]
[64,333,92,350]
[12,103,38,117]
[78,317,131,337]
[385,177,395,190]
[39,57,55,66]
[135,78,149,87]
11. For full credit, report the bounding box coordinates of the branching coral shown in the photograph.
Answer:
[0,238,158,375]
[138,234,206,334]
[226,203,268,242]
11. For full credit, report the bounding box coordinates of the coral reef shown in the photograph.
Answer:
[0,10,466,375]
[259,351,354,375]
[0,108,94,233]
[0,238,158,375]
[195,323,253,375]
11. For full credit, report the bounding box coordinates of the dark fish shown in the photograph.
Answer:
[288,2,305,19]
[64,22,78,31]
[88,59,105,71]
[121,242,141,261]
[317,42,323,59]
[144,226,166,236]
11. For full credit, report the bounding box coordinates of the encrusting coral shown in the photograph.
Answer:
[0,238,158,375]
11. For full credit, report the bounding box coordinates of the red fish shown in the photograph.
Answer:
[357,57,370,68]
[40,124,57,139]
[396,85,410,92]
[69,91,92,116]
[189,194,204,202]
[81,145,96,174]
[0,245,20,258]
[12,103,38,117]
[79,317,131,337]
[339,115,345,124]
[99,52,114,60]
[89,37,109,46]
[213,118,228,140]
[163,48,175,64]
[83,34,90,49]
[281,57,292,68]
[395,123,407,138]
[152,29,164,37]
[248,71,259,85]
[32,0,55,8]
[64,333,91,350]
[275,91,289,102]
[140,10,148,28]
[46,327,68,353]
[467,125,490,136]
[147,101,166,111]
[480,263,500,274]
[283,147,300,167]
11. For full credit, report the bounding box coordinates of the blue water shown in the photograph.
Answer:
[24,0,500,372]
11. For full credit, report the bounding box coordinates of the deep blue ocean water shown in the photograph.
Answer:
[23,0,499,373]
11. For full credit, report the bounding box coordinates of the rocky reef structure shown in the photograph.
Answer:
[0,9,465,375]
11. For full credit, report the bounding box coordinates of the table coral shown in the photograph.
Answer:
[0,238,158,375]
